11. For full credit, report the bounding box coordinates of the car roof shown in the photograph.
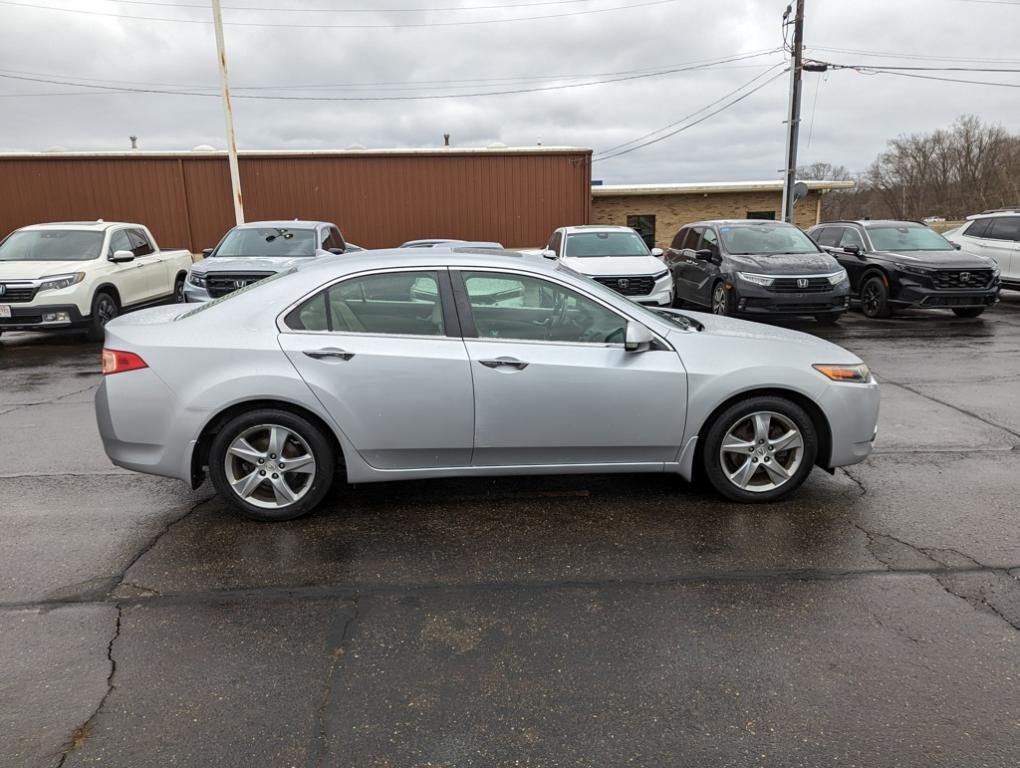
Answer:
[560,225,635,234]
[688,219,797,228]
[399,239,465,247]
[19,221,136,232]
[234,220,329,230]
[966,209,1020,220]
[816,219,929,228]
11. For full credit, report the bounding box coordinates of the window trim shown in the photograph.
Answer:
[276,265,462,339]
[450,266,638,349]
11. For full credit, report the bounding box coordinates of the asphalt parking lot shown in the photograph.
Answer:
[2,297,1019,768]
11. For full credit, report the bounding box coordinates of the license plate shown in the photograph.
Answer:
[0,305,10,319]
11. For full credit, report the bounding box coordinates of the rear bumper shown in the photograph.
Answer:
[0,304,86,332]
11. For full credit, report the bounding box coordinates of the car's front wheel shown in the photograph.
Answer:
[87,291,119,342]
[702,396,818,503]
[860,276,892,319]
[209,409,336,521]
[711,281,733,316]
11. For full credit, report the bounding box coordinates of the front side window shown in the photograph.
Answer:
[839,228,865,250]
[109,230,132,256]
[701,228,721,258]
[867,225,954,252]
[812,227,840,247]
[214,227,318,258]
[563,231,650,258]
[682,227,704,251]
[284,271,445,336]
[718,224,819,255]
[461,271,626,345]
[0,230,103,262]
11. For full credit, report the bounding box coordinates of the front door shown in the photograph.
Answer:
[455,269,687,466]
[278,269,474,469]
[106,229,151,306]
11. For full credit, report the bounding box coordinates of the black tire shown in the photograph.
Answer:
[859,276,892,319]
[172,276,186,304]
[87,291,119,342]
[209,408,336,522]
[952,307,985,318]
[711,281,734,316]
[814,312,843,325]
[701,395,818,503]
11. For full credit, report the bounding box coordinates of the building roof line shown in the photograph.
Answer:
[591,180,855,196]
[0,147,592,160]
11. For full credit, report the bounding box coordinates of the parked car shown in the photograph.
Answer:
[808,220,1001,318]
[665,220,849,323]
[943,210,1019,291]
[541,225,672,306]
[96,249,879,521]
[0,221,192,340]
[185,220,350,303]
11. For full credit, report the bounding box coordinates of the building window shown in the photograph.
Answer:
[747,210,776,220]
[626,214,656,248]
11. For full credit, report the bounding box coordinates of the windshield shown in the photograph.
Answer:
[0,230,104,262]
[214,227,317,258]
[564,232,650,258]
[868,225,954,252]
[719,224,819,255]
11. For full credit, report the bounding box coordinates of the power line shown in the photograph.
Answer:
[0,54,783,101]
[806,45,1020,64]
[0,0,681,28]
[593,70,788,162]
[849,69,1020,89]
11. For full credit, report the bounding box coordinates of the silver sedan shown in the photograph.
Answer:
[95,249,880,521]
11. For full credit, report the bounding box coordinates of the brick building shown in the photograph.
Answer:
[590,180,855,249]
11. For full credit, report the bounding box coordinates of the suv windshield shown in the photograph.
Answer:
[0,230,104,262]
[214,228,317,258]
[564,232,649,257]
[719,224,819,255]
[868,225,954,252]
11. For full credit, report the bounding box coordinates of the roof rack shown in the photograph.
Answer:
[978,207,1020,214]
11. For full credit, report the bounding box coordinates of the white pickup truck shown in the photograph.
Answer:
[0,221,193,340]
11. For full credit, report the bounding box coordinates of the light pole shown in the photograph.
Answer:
[211,0,244,225]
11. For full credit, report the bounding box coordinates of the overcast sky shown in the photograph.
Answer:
[0,0,1017,184]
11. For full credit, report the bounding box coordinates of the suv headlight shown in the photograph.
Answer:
[900,265,934,278]
[652,269,669,281]
[736,272,774,287]
[188,272,207,288]
[38,273,85,292]
[827,269,848,285]
[813,363,871,383]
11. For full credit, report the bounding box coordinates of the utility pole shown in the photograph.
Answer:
[780,0,805,224]
[211,0,244,225]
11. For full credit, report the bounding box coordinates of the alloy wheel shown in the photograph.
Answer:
[718,411,804,492]
[174,280,185,303]
[712,284,728,315]
[861,283,881,317]
[95,296,117,326]
[223,424,317,509]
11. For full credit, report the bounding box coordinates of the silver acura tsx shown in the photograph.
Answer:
[95,248,879,521]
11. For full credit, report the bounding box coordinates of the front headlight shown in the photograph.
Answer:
[900,265,933,278]
[188,272,207,288]
[827,269,848,285]
[736,272,774,287]
[652,270,669,281]
[38,273,85,292]
[813,363,871,383]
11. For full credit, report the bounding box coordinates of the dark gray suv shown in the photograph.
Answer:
[664,219,850,324]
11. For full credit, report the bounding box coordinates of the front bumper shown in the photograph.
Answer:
[182,282,213,303]
[0,304,86,332]
[634,284,673,306]
[890,280,1000,309]
[731,280,850,316]
[818,375,881,468]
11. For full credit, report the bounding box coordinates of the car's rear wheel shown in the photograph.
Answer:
[952,307,985,318]
[87,291,119,342]
[711,282,733,316]
[860,276,892,318]
[702,396,818,503]
[209,409,336,521]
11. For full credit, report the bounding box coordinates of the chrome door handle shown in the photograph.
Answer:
[303,348,355,361]
[479,357,528,370]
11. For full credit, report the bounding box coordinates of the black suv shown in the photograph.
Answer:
[806,220,1001,318]
[664,219,850,323]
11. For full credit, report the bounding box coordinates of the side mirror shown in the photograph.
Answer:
[624,321,655,352]
[328,247,344,255]
[201,248,213,258]
[694,248,714,262]
[541,249,558,260]
[650,247,664,258]
[952,242,962,250]
[843,244,862,256]
[110,250,135,263]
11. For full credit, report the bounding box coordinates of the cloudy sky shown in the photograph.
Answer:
[0,0,1017,184]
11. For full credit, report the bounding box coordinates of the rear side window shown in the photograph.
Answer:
[127,229,154,257]
[984,216,1020,242]
[963,219,991,238]
[284,271,445,336]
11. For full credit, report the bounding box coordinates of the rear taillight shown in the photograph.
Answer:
[101,348,148,375]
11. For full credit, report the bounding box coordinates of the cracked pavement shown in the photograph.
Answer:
[1,296,1019,767]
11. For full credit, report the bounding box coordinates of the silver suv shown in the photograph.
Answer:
[944,210,1020,290]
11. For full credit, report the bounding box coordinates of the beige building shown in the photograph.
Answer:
[590,180,855,249]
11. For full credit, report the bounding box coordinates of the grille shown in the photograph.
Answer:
[921,295,988,307]
[593,275,654,296]
[0,284,39,303]
[931,269,993,290]
[205,272,274,299]
[769,276,832,293]
[745,299,839,312]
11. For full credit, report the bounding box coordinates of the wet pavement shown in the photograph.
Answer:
[1,297,1019,767]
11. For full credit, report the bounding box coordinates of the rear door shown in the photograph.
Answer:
[454,268,687,466]
[278,268,475,469]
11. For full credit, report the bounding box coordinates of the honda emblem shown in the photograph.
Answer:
[796,278,809,289]
[959,272,970,282]
[617,278,630,290]
[233,280,248,289]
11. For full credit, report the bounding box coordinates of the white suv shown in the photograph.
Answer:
[944,210,1020,290]
[541,225,673,306]
[0,221,193,340]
